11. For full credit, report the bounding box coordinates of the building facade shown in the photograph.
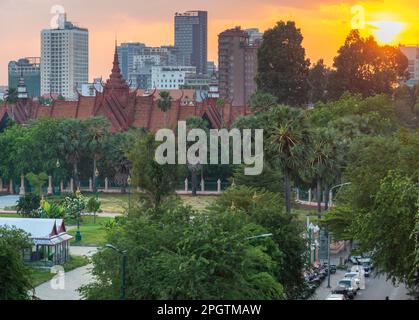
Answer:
[400,45,419,86]
[0,47,251,135]
[8,58,41,98]
[152,66,196,90]
[218,27,261,106]
[41,13,89,100]
[117,42,146,84]
[174,11,208,74]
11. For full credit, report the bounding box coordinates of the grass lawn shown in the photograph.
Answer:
[30,255,88,287]
[98,193,129,213]
[0,213,20,218]
[180,195,218,211]
[68,216,113,247]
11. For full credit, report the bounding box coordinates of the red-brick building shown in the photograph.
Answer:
[0,47,251,132]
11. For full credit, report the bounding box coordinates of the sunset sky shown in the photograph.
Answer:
[0,0,418,84]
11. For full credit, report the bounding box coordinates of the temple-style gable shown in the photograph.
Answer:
[0,48,251,132]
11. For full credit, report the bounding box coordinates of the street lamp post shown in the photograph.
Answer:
[56,160,61,195]
[127,176,132,213]
[95,168,99,201]
[327,230,332,288]
[105,244,127,300]
[75,188,82,242]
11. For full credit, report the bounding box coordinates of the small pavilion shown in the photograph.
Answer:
[0,218,73,265]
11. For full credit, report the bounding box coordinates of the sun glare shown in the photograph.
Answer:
[368,20,406,44]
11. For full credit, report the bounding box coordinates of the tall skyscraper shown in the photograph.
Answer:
[174,10,208,74]
[218,27,261,106]
[117,42,146,84]
[8,57,41,98]
[41,13,88,100]
[400,45,419,86]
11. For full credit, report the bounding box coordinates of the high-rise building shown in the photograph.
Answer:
[8,57,41,98]
[174,10,208,74]
[218,27,260,106]
[41,13,88,100]
[245,28,263,44]
[400,45,419,86]
[117,42,146,83]
[207,61,216,76]
[128,46,181,89]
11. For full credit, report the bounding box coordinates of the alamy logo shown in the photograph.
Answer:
[155,121,264,176]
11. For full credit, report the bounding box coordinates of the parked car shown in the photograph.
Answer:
[326,293,347,300]
[344,272,361,290]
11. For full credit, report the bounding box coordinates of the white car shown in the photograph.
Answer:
[326,294,346,300]
[344,272,361,290]
[337,279,357,296]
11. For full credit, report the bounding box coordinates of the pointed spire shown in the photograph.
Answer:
[104,42,129,92]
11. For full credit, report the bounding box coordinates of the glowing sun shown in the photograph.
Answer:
[367,20,406,44]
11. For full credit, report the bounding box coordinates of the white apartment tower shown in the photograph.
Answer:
[41,13,88,100]
[400,45,419,86]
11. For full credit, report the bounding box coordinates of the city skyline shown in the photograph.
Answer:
[0,0,418,84]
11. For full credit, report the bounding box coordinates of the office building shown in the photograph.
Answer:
[400,45,419,86]
[218,27,260,106]
[151,66,196,89]
[41,13,88,100]
[174,10,208,74]
[117,42,146,83]
[8,58,41,98]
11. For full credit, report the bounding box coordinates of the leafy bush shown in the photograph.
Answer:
[16,193,41,217]
[63,194,86,220]
[86,197,101,214]
[40,200,66,219]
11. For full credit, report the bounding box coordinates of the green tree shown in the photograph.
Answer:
[4,87,18,103]
[328,29,408,99]
[256,21,310,106]
[25,172,48,196]
[57,119,88,191]
[157,91,172,128]
[266,105,311,214]
[128,133,179,210]
[249,92,278,113]
[352,171,419,297]
[80,201,285,300]
[85,117,110,193]
[212,186,307,298]
[307,59,330,104]
[307,128,342,216]
[0,226,33,300]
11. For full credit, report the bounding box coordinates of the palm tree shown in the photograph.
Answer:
[57,119,88,191]
[267,105,311,214]
[157,91,172,128]
[85,117,110,193]
[309,128,340,217]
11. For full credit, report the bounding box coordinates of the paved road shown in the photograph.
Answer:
[33,246,97,300]
[0,195,19,209]
[34,264,94,300]
[357,273,410,300]
[314,268,411,300]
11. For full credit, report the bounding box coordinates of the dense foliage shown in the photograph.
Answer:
[0,227,33,300]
